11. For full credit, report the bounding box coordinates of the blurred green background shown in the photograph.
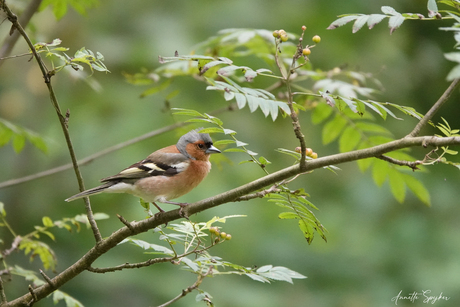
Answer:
[1,0,459,306]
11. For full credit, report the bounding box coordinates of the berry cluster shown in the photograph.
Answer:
[295,146,318,159]
[272,29,289,42]
[273,26,321,59]
[209,226,232,240]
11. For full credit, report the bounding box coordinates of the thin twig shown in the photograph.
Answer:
[38,270,55,290]
[157,266,213,307]
[377,155,421,171]
[1,236,22,257]
[407,78,460,137]
[87,257,171,273]
[273,32,308,171]
[116,214,134,232]
[0,277,7,305]
[27,285,37,305]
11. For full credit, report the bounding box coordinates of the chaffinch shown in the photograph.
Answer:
[66,129,221,212]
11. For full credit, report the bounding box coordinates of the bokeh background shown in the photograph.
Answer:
[1,0,459,306]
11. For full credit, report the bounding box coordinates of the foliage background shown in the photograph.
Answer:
[0,0,459,306]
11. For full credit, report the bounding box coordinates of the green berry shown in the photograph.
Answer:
[312,35,321,44]
[272,30,280,38]
[209,227,219,235]
[302,48,311,56]
[220,232,227,239]
[280,34,288,42]
[225,234,232,240]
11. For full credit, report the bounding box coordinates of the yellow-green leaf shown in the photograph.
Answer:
[322,114,348,145]
[42,216,54,227]
[389,169,405,203]
[372,158,388,187]
[339,126,361,152]
[402,174,431,207]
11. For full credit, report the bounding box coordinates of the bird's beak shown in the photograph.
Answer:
[206,145,221,154]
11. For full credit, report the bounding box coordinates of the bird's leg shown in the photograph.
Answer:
[151,202,165,213]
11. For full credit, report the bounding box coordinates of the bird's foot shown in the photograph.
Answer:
[163,201,189,219]
[177,203,189,220]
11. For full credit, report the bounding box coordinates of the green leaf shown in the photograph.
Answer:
[92,212,110,220]
[322,114,348,145]
[341,98,359,113]
[139,198,150,210]
[213,139,235,146]
[12,134,26,153]
[223,128,237,135]
[381,6,398,15]
[367,14,387,29]
[427,0,438,13]
[52,289,85,307]
[357,157,373,172]
[278,212,299,219]
[223,148,247,153]
[312,103,333,124]
[181,256,200,272]
[388,169,405,203]
[353,15,369,33]
[299,220,314,244]
[19,239,57,270]
[139,79,172,98]
[246,273,271,283]
[258,156,271,165]
[388,14,405,33]
[372,158,388,187]
[446,64,460,81]
[172,108,203,117]
[355,122,392,135]
[339,126,361,152]
[234,92,246,109]
[402,174,431,207]
[42,216,54,227]
[327,15,360,30]
[198,127,224,134]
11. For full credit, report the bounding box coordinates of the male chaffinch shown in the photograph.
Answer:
[66,129,221,212]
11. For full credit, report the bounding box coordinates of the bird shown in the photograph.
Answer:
[65,128,221,214]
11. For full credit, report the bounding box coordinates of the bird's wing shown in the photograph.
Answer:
[101,152,190,183]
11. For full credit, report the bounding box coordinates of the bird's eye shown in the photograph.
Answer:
[197,143,205,149]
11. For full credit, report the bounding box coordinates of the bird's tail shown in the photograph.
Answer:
[65,183,114,202]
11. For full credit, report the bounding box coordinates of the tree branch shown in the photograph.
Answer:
[407,78,460,137]
[4,135,460,306]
